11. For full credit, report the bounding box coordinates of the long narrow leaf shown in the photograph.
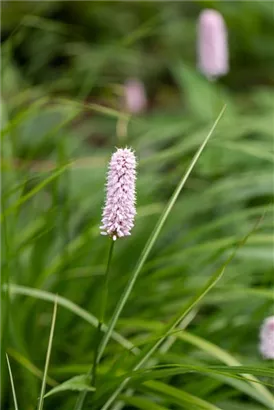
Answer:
[37,297,58,410]
[125,364,274,384]
[5,284,138,355]
[119,394,169,410]
[144,380,221,410]
[6,354,19,410]
[7,348,57,387]
[1,164,71,222]
[44,375,95,398]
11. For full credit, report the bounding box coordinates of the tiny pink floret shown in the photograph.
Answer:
[125,79,147,114]
[197,9,229,79]
[100,148,137,240]
[259,316,274,359]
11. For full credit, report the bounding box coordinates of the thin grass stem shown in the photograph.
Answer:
[74,238,115,410]
[6,354,19,410]
[37,297,58,410]
[93,239,115,384]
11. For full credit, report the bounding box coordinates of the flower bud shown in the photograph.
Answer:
[197,9,229,79]
[259,316,274,359]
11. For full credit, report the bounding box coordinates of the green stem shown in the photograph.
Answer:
[74,238,115,410]
[101,239,115,324]
[92,238,115,383]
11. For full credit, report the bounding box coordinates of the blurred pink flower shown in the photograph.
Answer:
[124,79,147,113]
[100,148,137,240]
[197,9,229,79]
[259,316,274,359]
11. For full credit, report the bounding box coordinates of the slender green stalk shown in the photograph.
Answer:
[93,239,115,384]
[74,239,115,410]
[37,297,58,410]
[1,197,11,372]
[6,354,19,410]
[96,106,226,369]
[54,134,71,293]
[1,103,20,393]
[101,240,116,324]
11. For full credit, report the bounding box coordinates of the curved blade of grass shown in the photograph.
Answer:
[162,204,270,254]
[96,106,226,368]
[6,354,19,410]
[4,284,139,355]
[1,163,71,222]
[215,287,274,301]
[119,394,169,410]
[144,380,221,410]
[2,97,18,375]
[124,364,274,384]
[212,140,274,163]
[37,297,58,410]
[54,97,131,121]
[44,374,95,398]
[0,97,48,140]
[7,347,57,387]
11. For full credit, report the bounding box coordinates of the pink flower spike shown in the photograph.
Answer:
[197,9,229,80]
[259,316,274,359]
[100,148,137,240]
[125,79,147,114]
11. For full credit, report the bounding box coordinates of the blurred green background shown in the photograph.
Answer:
[1,1,274,410]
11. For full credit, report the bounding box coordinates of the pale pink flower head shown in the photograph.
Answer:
[100,148,137,240]
[197,9,229,80]
[259,316,274,359]
[124,79,147,114]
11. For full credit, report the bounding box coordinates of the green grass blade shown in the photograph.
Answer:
[54,98,131,121]
[44,375,95,398]
[6,354,19,410]
[97,106,226,366]
[124,364,274,384]
[144,380,221,410]
[37,297,58,410]
[5,284,139,355]
[0,97,48,140]
[119,394,169,410]
[212,140,274,163]
[2,100,18,396]
[7,348,57,387]
[1,164,71,222]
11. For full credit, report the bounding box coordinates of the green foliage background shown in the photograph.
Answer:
[1,1,274,410]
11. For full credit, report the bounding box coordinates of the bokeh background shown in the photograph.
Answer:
[1,2,274,410]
